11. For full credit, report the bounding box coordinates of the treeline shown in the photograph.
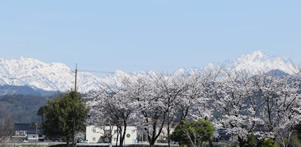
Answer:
[86,69,301,147]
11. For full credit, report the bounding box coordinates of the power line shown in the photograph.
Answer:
[77,69,114,74]
[65,62,191,69]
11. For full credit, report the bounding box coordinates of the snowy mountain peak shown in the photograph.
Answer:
[233,50,297,75]
[237,50,265,63]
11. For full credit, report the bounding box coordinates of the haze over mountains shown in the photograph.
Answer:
[0,50,298,95]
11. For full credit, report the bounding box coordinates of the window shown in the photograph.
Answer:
[93,137,96,141]
[93,128,96,133]
[17,130,26,136]
[126,134,130,138]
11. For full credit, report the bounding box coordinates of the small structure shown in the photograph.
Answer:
[14,123,30,136]
[27,128,45,142]
[86,125,137,145]
[11,123,45,142]
[12,123,30,142]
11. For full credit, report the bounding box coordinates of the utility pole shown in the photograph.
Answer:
[35,123,38,147]
[73,109,77,147]
[74,64,77,92]
[73,64,78,147]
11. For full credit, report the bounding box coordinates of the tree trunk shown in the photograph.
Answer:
[167,105,171,147]
[209,139,213,147]
[116,127,119,147]
[194,131,197,147]
[167,118,171,147]
[66,136,70,147]
[150,139,156,147]
[119,125,127,147]
[238,136,245,147]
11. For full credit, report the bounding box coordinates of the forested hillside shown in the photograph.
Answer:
[0,95,55,123]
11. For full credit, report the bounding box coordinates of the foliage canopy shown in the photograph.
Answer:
[39,91,88,146]
[171,119,214,147]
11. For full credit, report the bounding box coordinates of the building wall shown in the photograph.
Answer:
[86,126,137,145]
[15,130,27,136]
[27,134,38,140]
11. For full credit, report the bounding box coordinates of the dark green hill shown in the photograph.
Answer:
[0,94,55,123]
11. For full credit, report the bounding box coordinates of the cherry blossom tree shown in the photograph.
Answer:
[158,73,188,147]
[178,70,215,122]
[87,73,134,147]
[254,73,301,147]
[129,72,168,147]
[210,70,263,147]
[86,67,301,147]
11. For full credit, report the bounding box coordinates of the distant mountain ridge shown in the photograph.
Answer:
[200,50,298,75]
[0,85,55,96]
[0,57,104,93]
[232,51,297,75]
[0,51,298,94]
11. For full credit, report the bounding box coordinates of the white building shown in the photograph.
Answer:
[27,133,38,141]
[86,126,137,145]
[27,128,45,142]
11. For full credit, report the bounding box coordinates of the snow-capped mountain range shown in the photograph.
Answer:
[0,57,104,93]
[203,50,298,75]
[0,51,298,93]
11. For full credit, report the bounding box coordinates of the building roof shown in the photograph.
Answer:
[14,123,30,130]
[27,128,44,135]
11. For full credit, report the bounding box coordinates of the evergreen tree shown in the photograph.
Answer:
[246,134,257,147]
[171,119,215,147]
[40,92,88,147]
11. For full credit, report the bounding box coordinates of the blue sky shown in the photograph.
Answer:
[0,1,300,76]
